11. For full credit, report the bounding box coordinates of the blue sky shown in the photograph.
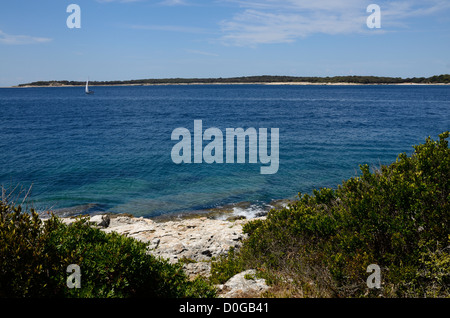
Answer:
[1,0,450,86]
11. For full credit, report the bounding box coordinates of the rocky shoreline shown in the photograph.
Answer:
[60,213,270,297]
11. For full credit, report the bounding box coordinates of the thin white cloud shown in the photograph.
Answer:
[0,30,52,45]
[185,49,219,56]
[128,24,212,34]
[96,0,142,3]
[220,0,450,46]
[159,0,189,5]
[97,0,187,3]
[381,0,450,22]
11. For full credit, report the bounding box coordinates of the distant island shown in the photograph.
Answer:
[16,74,450,87]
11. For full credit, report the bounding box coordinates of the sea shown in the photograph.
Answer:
[0,84,449,219]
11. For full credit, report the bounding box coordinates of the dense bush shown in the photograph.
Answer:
[0,204,216,298]
[211,132,449,297]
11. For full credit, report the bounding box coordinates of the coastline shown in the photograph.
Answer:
[8,74,450,88]
[46,197,294,222]
[33,208,271,297]
[9,82,450,88]
[38,197,293,296]
[57,212,271,296]
[43,197,293,279]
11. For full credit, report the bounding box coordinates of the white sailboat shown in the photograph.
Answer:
[85,78,94,94]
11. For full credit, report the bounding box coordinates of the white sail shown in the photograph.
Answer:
[85,78,94,94]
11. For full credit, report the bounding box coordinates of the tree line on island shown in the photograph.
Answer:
[18,74,450,87]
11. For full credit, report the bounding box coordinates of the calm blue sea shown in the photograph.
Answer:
[0,85,449,218]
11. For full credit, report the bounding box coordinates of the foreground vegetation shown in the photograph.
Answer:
[1,132,448,298]
[0,205,216,297]
[211,132,449,297]
[17,74,450,87]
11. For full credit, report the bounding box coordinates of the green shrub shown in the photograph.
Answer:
[209,247,244,285]
[0,204,216,298]
[212,132,449,297]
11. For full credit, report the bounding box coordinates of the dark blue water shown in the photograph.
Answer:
[0,85,449,218]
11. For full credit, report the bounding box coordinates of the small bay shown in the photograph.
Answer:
[1,84,448,218]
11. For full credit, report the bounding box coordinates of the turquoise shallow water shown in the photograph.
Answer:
[0,85,449,218]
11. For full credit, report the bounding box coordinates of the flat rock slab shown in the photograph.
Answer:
[217,270,270,298]
[62,214,263,278]
[104,216,246,262]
